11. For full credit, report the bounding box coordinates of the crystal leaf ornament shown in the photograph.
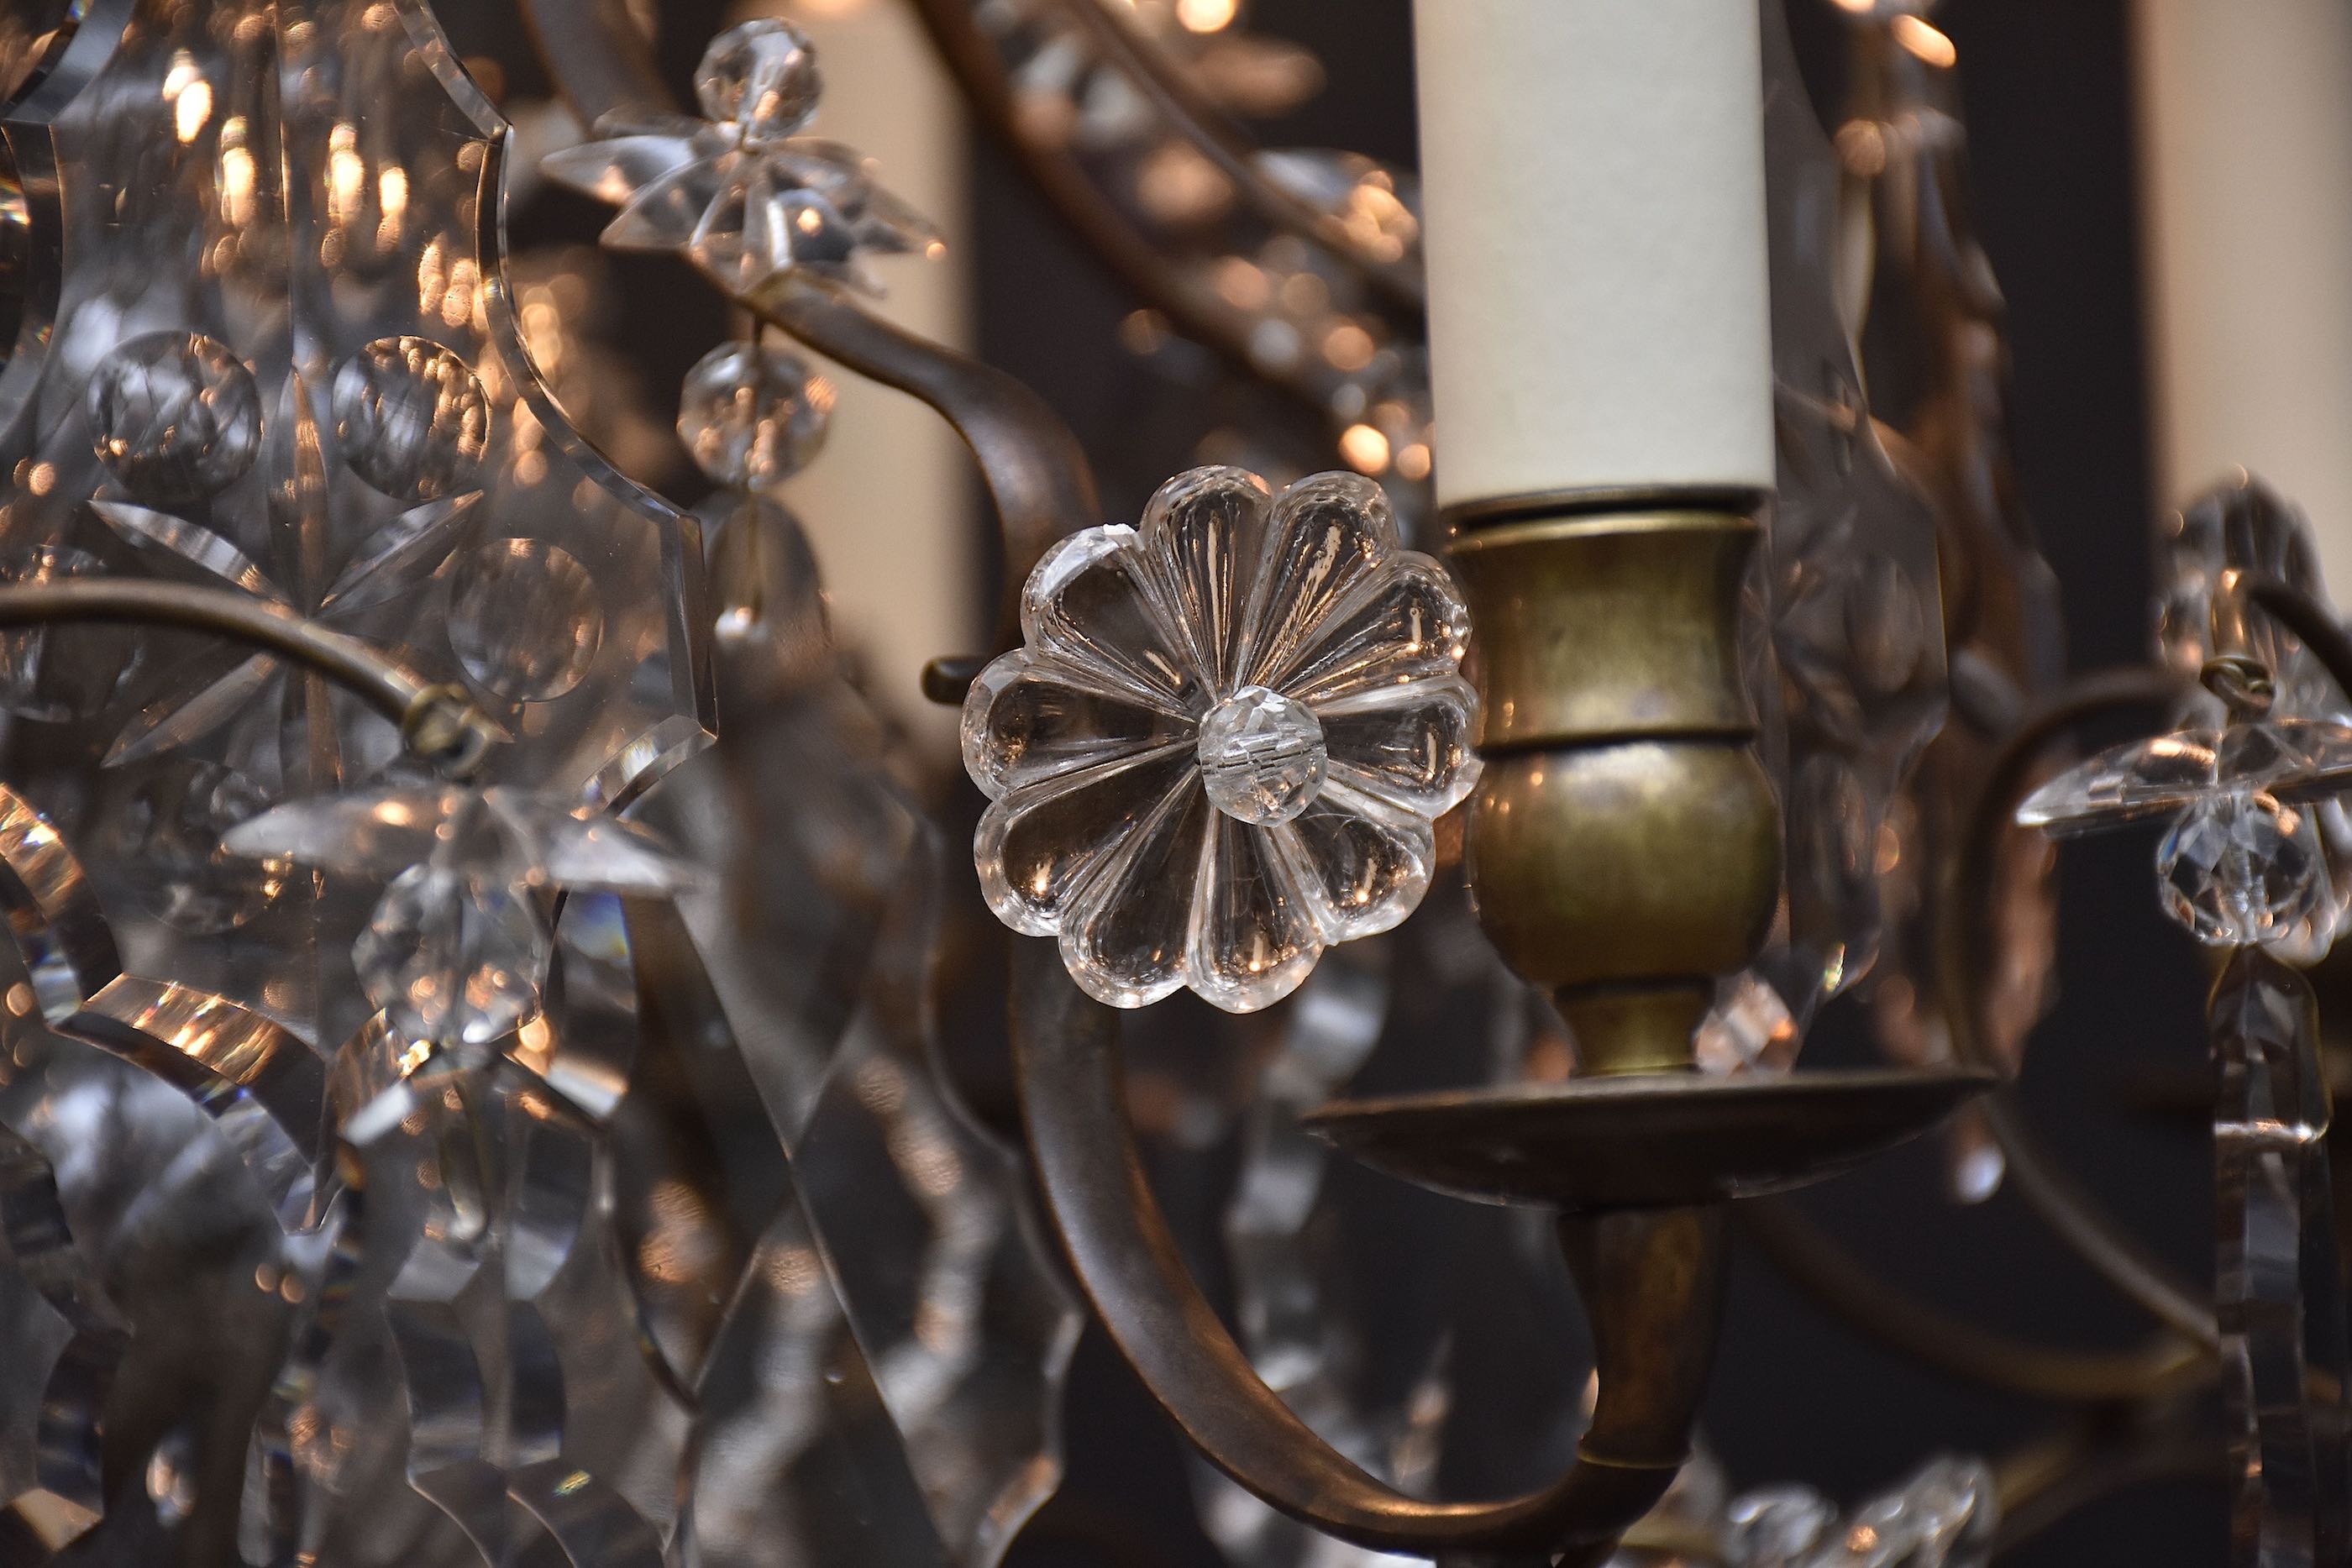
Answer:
[2019,714,2352,952]
[963,467,1478,1012]
[226,784,699,1047]
[542,18,942,298]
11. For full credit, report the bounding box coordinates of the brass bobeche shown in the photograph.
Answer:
[1448,502,1779,1074]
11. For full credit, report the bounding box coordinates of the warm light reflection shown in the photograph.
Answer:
[1176,0,1238,32]
[1338,171,1415,263]
[175,82,213,144]
[220,134,257,228]
[1892,14,1957,67]
[1322,322,1375,373]
[1338,422,1389,474]
[328,123,365,225]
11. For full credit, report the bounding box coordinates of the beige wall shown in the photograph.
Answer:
[740,0,979,758]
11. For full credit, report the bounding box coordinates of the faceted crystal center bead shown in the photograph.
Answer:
[1197,685,1327,826]
[2155,789,2331,949]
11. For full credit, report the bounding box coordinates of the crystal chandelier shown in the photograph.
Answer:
[0,1,2325,1565]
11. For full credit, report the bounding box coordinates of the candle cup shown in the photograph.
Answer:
[1448,502,1779,1076]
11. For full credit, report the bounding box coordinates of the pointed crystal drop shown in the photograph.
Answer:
[980,743,1197,939]
[1316,677,1481,816]
[696,18,822,146]
[1198,685,1326,826]
[2156,790,2331,949]
[1188,815,1321,1012]
[1268,556,1472,705]
[2209,951,2352,1568]
[961,650,1189,800]
[1021,526,1205,714]
[86,331,261,502]
[354,860,551,1046]
[1235,469,1398,687]
[677,341,832,488]
[1271,782,1431,941]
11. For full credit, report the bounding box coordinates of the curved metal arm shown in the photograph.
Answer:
[1938,663,2218,1348]
[514,0,1101,666]
[1739,1199,2207,1403]
[0,579,494,773]
[1011,941,1723,1560]
[748,275,1098,653]
[1055,0,1425,315]
[900,0,1339,421]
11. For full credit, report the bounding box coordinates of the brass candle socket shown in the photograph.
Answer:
[1446,506,1779,1075]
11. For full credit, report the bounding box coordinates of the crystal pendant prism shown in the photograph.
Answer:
[2209,951,2352,1567]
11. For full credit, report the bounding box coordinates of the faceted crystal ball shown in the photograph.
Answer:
[2157,791,2330,949]
[332,336,491,501]
[446,538,604,703]
[678,341,833,488]
[2152,475,2352,947]
[2020,716,2352,955]
[86,331,262,501]
[697,19,822,147]
[1197,685,1326,824]
[962,466,1479,1013]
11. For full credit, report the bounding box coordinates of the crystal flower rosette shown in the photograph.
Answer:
[963,467,1478,1013]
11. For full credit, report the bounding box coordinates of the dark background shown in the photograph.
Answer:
[476,0,2226,1560]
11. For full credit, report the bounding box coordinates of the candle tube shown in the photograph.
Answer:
[1412,0,1775,513]
[1418,2,1782,1080]
[2134,0,2352,600]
